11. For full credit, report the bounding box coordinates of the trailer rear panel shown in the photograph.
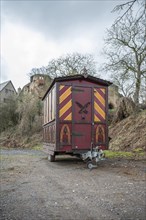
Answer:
[42,75,112,158]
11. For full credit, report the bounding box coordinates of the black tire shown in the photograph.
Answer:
[48,154,55,162]
[87,161,93,169]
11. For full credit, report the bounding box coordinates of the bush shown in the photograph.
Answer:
[0,99,18,133]
[17,94,43,135]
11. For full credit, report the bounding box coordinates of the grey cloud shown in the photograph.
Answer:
[2,0,117,39]
[1,57,9,81]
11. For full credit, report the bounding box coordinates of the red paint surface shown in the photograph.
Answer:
[73,124,92,149]
[72,86,92,149]
[73,86,92,122]
[43,77,109,153]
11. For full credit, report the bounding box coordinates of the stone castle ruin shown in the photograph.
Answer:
[20,74,52,99]
[108,84,122,109]
[21,74,121,109]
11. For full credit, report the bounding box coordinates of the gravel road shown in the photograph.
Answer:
[0,148,145,220]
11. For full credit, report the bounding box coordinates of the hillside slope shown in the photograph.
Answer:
[109,110,146,151]
[1,110,145,152]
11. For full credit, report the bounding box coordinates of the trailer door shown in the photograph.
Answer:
[72,86,92,150]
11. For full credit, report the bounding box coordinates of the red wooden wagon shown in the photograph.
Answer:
[42,74,112,168]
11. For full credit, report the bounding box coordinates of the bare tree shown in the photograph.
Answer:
[46,53,98,78]
[28,53,98,79]
[29,66,48,77]
[101,2,146,105]
[112,0,145,24]
[111,71,135,98]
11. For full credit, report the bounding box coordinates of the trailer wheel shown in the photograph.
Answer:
[48,154,55,162]
[87,161,94,170]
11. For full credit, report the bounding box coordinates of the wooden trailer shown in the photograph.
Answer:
[42,74,112,168]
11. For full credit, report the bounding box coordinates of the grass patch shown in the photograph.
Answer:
[104,150,133,158]
[137,152,145,157]
[32,145,43,150]
[132,148,143,153]
[104,150,145,159]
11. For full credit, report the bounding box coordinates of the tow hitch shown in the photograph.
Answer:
[81,146,105,169]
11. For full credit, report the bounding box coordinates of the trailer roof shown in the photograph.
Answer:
[42,74,112,100]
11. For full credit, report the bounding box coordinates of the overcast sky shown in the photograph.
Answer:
[1,0,124,90]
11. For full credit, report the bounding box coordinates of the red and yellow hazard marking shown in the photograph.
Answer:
[59,85,72,120]
[94,88,106,122]
[59,86,105,121]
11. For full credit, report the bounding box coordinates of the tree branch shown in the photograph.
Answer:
[112,0,136,25]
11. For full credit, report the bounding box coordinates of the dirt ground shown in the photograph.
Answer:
[0,148,146,220]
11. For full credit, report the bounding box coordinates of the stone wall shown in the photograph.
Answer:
[21,74,52,98]
[108,84,122,109]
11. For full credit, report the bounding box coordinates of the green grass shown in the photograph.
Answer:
[104,150,145,159]
[32,145,43,150]
[132,148,144,153]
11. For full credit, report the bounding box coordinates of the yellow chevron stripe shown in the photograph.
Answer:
[94,101,105,119]
[59,85,65,91]
[94,91,105,106]
[59,87,71,104]
[64,112,72,120]
[94,114,100,122]
[100,88,105,94]
[59,100,72,117]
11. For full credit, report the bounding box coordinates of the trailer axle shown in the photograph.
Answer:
[80,147,105,169]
